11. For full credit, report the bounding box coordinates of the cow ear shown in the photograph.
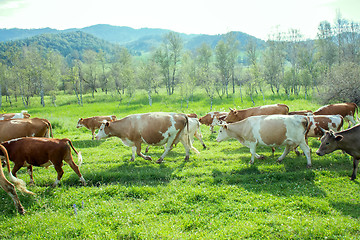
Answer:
[335,135,343,142]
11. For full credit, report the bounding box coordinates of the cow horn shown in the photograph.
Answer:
[229,108,234,111]
[317,124,326,133]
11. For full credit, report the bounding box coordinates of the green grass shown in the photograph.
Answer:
[0,90,359,239]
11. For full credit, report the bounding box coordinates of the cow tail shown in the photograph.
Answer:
[304,116,313,137]
[185,115,191,148]
[67,139,83,167]
[47,120,54,138]
[0,144,34,195]
[354,103,360,122]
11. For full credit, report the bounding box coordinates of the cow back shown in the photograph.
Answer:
[0,118,50,142]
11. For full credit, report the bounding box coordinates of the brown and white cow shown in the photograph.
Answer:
[316,124,360,180]
[314,103,358,127]
[0,118,53,142]
[199,112,228,133]
[77,115,117,140]
[96,112,192,163]
[224,104,289,123]
[307,115,343,138]
[216,115,312,167]
[0,110,31,120]
[1,137,86,187]
[145,116,206,154]
[0,144,33,214]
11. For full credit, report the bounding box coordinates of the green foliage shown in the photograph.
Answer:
[0,91,359,239]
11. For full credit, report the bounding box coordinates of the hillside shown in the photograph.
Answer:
[0,24,266,54]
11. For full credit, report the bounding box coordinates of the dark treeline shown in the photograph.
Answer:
[0,14,359,109]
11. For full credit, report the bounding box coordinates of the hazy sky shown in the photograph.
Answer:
[0,0,359,40]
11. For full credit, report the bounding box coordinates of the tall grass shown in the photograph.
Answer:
[0,90,359,239]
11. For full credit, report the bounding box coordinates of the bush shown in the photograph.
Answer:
[320,62,360,104]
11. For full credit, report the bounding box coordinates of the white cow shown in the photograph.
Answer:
[216,115,312,167]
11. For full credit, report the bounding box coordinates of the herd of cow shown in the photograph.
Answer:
[0,102,359,215]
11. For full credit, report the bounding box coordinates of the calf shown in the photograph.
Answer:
[216,115,312,167]
[316,124,360,180]
[314,102,358,127]
[0,118,53,142]
[199,112,228,133]
[224,104,289,123]
[77,115,117,140]
[0,110,31,120]
[0,144,33,214]
[1,137,86,187]
[96,112,192,163]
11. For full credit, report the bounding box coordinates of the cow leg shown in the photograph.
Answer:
[11,164,23,178]
[277,145,291,163]
[179,138,191,161]
[91,129,95,140]
[195,131,207,149]
[53,164,64,187]
[135,143,152,161]
[0,176,25,215]
[351,158,359,180]
[249,144,259,164]
[27,166,35,185]
[145,146,150,154]
[65,157,86,186]
[298,142,311,168]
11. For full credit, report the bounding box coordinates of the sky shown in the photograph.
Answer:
[0,0,359,40]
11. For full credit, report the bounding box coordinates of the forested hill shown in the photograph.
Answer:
[0,31,118,60]
[0,24,265,54]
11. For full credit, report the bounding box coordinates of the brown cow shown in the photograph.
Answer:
[224,104,289,123]
[0,118,53,142]
[96,112,192,163]
[77,115,117,140]
[314,103,358,127]
[1,137,86,187]
[288,110,313,115]
[0,144,33,214]
[316,124,360,180]
[0,110,31,120]
[199,112,228,133]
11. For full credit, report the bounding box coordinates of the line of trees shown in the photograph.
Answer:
[0,14,359,109]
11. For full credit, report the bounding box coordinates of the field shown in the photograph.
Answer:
[0,91,360,239]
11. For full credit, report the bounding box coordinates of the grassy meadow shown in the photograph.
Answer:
[0,90,360,239]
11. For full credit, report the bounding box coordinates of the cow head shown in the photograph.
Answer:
[96,121,111,140]
[216,125,230,142]
[76,118,84,128]
[316,130,343,156]
[224,108,237,123]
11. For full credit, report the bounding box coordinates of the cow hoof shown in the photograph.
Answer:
[129,158,135,162]
[306,164,312,169]
[145,156,152,161]
[184,156,190,161]
[258,155,265,160]
[156,159,163,164]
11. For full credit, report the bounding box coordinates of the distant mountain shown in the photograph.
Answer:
[0,24,266,55]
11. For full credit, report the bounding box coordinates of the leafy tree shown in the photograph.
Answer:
[196,43,216,110]
[138,56,161,106]
[154,32,183,95]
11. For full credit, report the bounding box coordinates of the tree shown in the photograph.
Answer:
[196,43,216,110]
[179,51,197,109]
[82,50,98,98]
[138,56,161,106]
[154,32,183,95]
